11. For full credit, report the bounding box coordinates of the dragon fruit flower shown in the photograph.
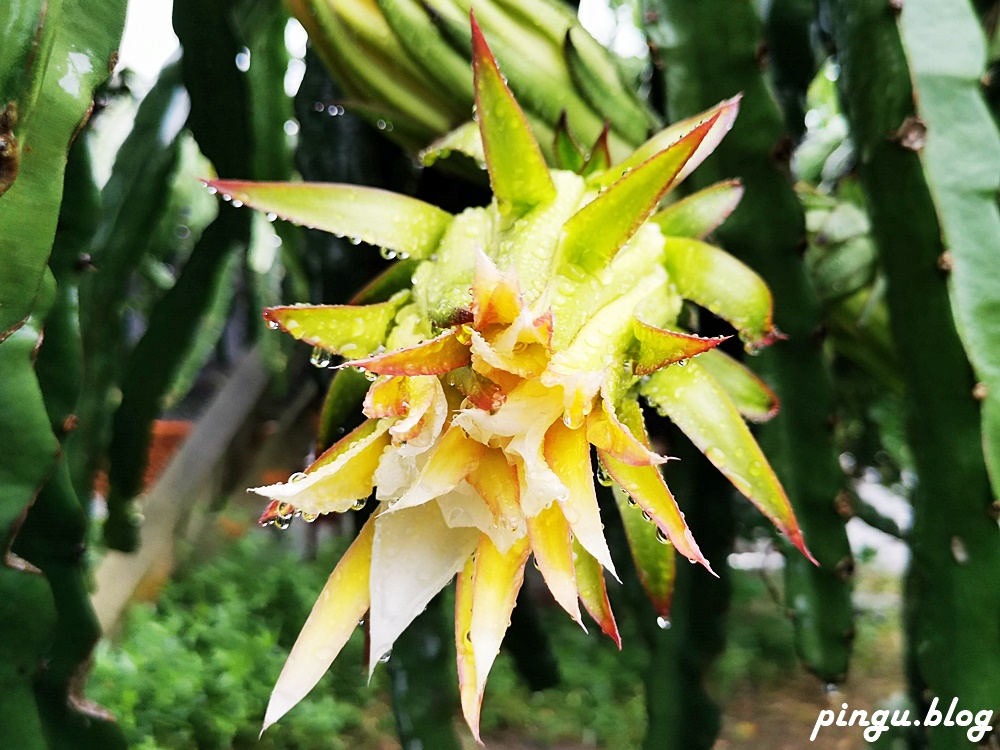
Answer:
[208,13,810,742]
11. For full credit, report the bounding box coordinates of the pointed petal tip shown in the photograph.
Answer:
[789,529,818,566]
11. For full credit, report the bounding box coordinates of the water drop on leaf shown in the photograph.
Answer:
[310,347,332,368]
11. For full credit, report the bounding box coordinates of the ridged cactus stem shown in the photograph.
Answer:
[12,138,126,749]
[643,0,855,683]
[822,1,1000,746]
[0,305,58,750]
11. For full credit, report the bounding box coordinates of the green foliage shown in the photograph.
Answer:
[89,533,392,750]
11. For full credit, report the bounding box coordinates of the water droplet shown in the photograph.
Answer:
[675,358,687,367]
[379,247,397,260]
[273,516,291,530]
[289,472,308,483]
[562,410,584,429]
[302,512,319,523]
[655,527,669,544]
[221,193,232,202]
[266,318,279,330]
[641,510,653,523]
[364,370,378,382]
[352,497,368,511]
[350,236,363,245]
[656,616,671,630]
[206,186,218,195]
[378,649,392,663]
[235,47,251,72]
[951,536,969,564]
[266,212,277,222]
[596,461,613,487]
[310,346,332,368]
[626,495,637,506]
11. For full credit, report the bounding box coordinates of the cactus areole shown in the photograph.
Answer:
[207,15,811,741]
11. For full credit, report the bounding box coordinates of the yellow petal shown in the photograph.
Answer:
[390,425,487,513]
[526,501,582,624]
[467,447,524,535]
[455,557,480,741]
[369,502,479,674]
[469,534,531,696]
[543,420,619,579]
[262,516,375,733]
[454,380,567,518]
[363,376,411,419]
[388,374,447,447]
[437,483,522,554]
[472,249,522,329]
[249,420,390,515]
[345,328,471,375]
[586,395,669,467]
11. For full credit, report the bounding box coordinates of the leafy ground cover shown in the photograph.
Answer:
[90,529,901,749]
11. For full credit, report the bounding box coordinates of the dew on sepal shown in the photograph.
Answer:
[656,616,671,630]
[310,347,332,368]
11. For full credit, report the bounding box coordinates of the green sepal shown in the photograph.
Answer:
[599,398,713,572]
[610,484,675,619]
[651,180,744,240]
[629,322,727,376]
[561,116,717,273]
[471,10,555,218]
[420,121,484,168]
[590,96,740,191]
[640,360,812,561]
[571,538,621,646]
[697,348,779,423]
[661,236,777,348]
[375,0,474,107]
[263,290,410,357]
[554,111,586,173]
[205,180,453,260]
[563,26,656,145]
[579,123,612,178]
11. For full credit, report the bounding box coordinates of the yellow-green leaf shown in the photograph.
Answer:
[205,180,453,260]
[263,290,409,357]
[640,360,811,560]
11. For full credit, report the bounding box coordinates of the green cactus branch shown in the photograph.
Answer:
[822,0,1000,746]
[12,137,127,750]
[0,1,124,745]
[642,0,855,684]
[896,0,1000,498]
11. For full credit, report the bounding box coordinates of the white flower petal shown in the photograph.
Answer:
[437,482,522,554]
[368,502,478,675]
